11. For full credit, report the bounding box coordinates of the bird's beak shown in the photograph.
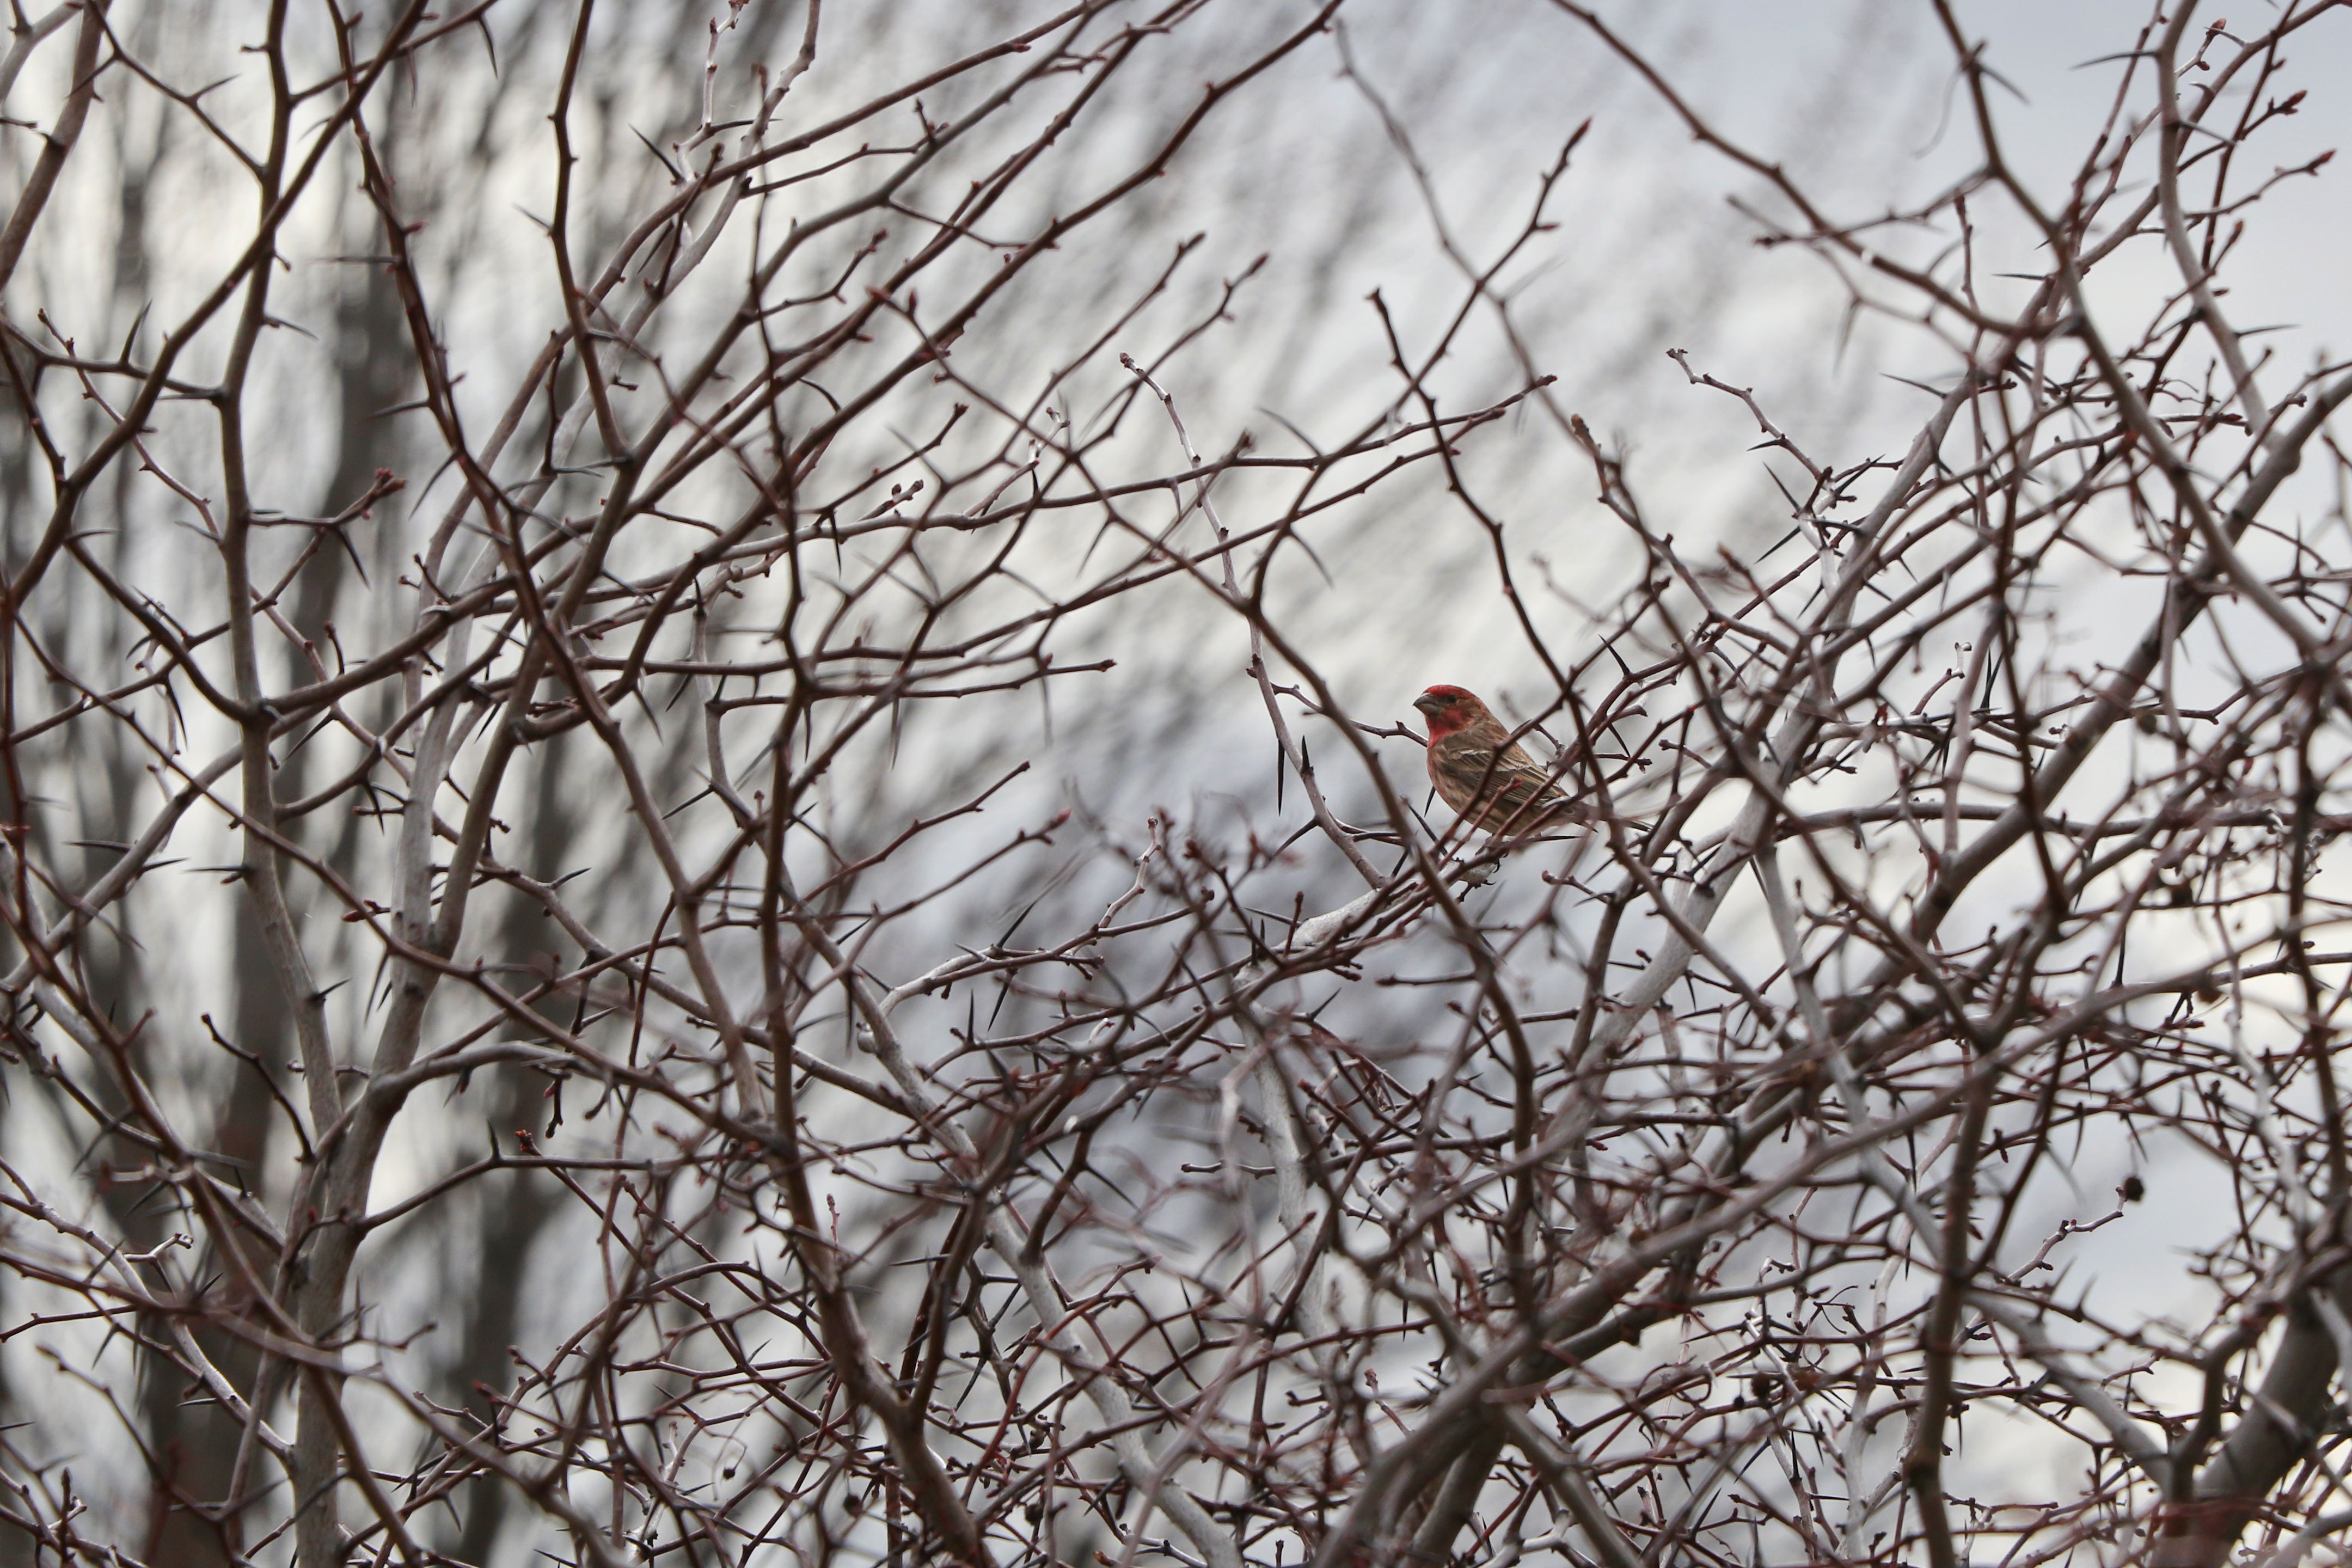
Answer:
[1412,693,1442,716]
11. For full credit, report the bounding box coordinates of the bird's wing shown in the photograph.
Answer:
[1484,740,1570,800]
[1444,737,1575,826]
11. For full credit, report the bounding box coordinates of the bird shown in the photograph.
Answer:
[1412,684,1585,838]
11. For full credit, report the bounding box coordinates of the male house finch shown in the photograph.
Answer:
[1413,684,1584,837]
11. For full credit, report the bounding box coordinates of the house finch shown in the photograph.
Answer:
[1413,685,1584,838]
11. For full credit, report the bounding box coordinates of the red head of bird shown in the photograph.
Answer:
[1413,684,1490,742]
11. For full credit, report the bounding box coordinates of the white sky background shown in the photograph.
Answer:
[7,0,2352,1549]
[889,0,2352,1523]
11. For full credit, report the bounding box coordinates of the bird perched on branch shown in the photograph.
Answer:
[1413,684,1585,838]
